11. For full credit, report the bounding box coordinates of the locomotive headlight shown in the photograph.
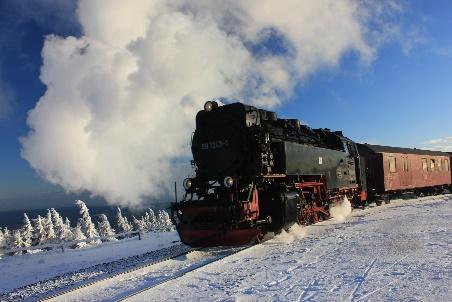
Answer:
[223,176,234,188]
[204,100,219,112]
[183,178,193,190]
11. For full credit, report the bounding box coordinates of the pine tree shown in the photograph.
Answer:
[75,200,98,239]
[32,215,47,246]
[22,213,33,248]
[115,207,132,234]
[132,216,146,233]
[97,214,116,241]
[71,220,87,248]
[61,217,74,241]
[157,210,174,231]
[0,228,5,251]
[12,230,24,254]
[3,228,13,252]
[44,210,56,243]
[146,209,157,232]
[51,208,66,241]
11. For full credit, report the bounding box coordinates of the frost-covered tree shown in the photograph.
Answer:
[75,200,98,239]
[144,209,157,232]
[115,207,132,234]
[132,216,146,233]
[11,230,24,254]
[44,210,56,243]
[2,228,12,250]
[97,214,116,241]
[71,220,87,248]
[51,208,66,241]
[61,217,74,241]
[0,228,4,249]
[65,217,71,229]
[22,213,33,248]
[32,215,47,246]
[157,210,174,231]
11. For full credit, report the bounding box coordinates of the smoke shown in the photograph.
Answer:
[329,196,352,222]
[21,1,405,207]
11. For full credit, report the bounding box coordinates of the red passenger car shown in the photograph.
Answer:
[357,144,452,202]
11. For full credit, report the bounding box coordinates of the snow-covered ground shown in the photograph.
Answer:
[2,195,451,302]
[0,232,179,295]
[139,195,449,302]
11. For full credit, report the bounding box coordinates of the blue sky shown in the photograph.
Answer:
[0,0,452,210]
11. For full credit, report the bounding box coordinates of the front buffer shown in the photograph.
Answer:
[171,189,265,247]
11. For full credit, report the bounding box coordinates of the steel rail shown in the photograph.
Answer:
[35,244,199,302]
[113,244,254,302]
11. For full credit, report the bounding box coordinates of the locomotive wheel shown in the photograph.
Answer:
[297,208,309,226]
[255,230,265,243]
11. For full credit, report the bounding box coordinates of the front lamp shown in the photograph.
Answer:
[204,100,219,112]
[183,178,193,190]
[223,176,234,188]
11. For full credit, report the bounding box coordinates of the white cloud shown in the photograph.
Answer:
[423,136,452,152]
[21,0,409,207]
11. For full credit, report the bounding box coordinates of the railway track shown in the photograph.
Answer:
[113,244,254,302]
[0,243,194,302]
[32,244,197,302]
[41,244,254,302]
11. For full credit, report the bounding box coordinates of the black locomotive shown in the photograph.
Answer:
[171,101,367,246]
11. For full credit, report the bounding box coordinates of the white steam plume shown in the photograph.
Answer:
[21,0,403,207]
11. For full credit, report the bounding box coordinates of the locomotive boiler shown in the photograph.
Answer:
[171,101,367,246]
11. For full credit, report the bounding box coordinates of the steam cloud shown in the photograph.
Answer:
[21,0,404,207]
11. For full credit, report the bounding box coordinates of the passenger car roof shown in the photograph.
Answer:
[357,143,452,157]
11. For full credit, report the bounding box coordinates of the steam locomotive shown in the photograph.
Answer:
[171,101,451,246]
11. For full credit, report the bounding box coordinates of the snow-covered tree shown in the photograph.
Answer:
[22,213,33,248]
[11,230,24,254]
[32,215,47,246]
[132,216,146,233]
[97,214,116,241]
[2,228,12,250]
[75,200,98,239]
[144,209,157,232]
[115,207,132,234]
[65,217,71,229]
[61,217,74,241]
[44,210,56,243]
[71,220,87,248]
[51,208,66,241]
[157,210,174,231]
[0,228,5,250]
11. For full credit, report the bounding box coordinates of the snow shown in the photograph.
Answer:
[2,195,451,302]
[99,195,452,302]
[0,232,179,294]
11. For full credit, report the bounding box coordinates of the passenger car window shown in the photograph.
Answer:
[445,159,450,171]
[430,159,435,171]
[389,156,397,173]
[438,159,442,171]
[422,158,428,171]
[403,157,409,172]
